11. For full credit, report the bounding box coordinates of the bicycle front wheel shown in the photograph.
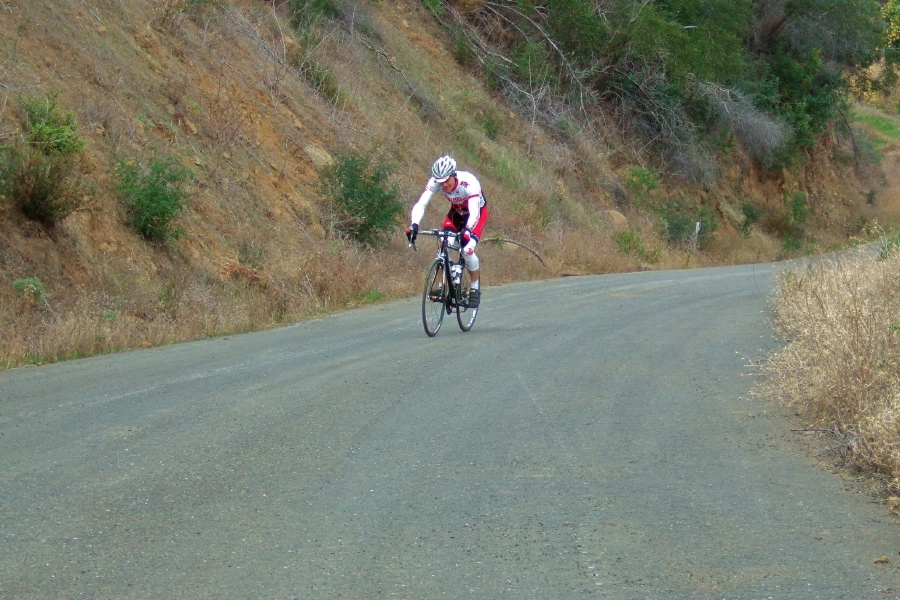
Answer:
[456,267,479,332]
[422,258,446,337]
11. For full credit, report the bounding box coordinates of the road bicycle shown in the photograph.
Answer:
[410,228,478,337]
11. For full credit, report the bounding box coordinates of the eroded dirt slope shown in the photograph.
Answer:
[0,0,891,365]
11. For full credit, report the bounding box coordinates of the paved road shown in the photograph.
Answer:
[2,264,900,599]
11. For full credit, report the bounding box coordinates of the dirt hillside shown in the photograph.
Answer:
[0,0,893,367]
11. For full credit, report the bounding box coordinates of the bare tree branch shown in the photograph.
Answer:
[485,235,545,265]
[481,1,599,109]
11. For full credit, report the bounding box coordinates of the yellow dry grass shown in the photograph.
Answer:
[759,245,900,502]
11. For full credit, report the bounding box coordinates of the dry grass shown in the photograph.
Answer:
[0,238,411,366]
[758,245,900,502]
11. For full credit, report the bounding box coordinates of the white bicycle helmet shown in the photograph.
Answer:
[431,155,456,182]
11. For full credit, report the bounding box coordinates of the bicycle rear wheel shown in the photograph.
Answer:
[456,267,478,331]
[422,258,446,337]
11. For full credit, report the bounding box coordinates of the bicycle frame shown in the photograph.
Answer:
[412,228,478,336]
[422,229,465,310]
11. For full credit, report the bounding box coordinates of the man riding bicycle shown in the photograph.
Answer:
[406,155,488,308]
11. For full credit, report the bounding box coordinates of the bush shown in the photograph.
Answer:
[776,191,811,252]
[452,29,477,67]
[764,47,843,151]
[657,197,718,248]
[623,165,660,208]
[698,83,791,168]
[655,0,752,86]
[287,0,341,29]
[1,145,83,224]
[22,93,85,155]
[786,190,811,228]
[0,93,86,225]
[116,157,193,242]
[614,228,659,264]
[303,59,342,106]
[12,277,48,306]
[422,0,442,17]
[319,151,404,247]
[283,4,344,107]
[543,0,608,70]
[512,40,556,88]
[480,113,502,140]
[740,201,764,236]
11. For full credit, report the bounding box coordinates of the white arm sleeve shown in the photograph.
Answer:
[410,179,437,226]
[465,195,481,231]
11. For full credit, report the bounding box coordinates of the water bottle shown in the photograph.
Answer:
[451,264,462,285]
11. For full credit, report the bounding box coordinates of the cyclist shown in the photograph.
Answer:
[406,155,488,307]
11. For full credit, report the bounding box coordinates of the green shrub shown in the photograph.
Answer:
[614,228,659,264]
[452,29,477,67]
[614,228,644,256]
[740,201,764,236]
[782,233,805,253]
[288,0,340,29]
[303,58,342,106]
[116,157,193,242]
[512,41,556,88]
[641,0,752,86]
[454,0,883,175]
[764,47,843,151]
[786,190,810,228]
[544,0,608,70]
[319,151,404,247]
[0,145,83,225]
[480,113,502,140]
[12,277,47,306]
[22,93,85,156]
[765,191,810,251]
[658,198,695,243]
[0,93,86,225]
[483,58,506,93]
[623,166,660,208]
[657,198,718,248]
[422,0,442,17]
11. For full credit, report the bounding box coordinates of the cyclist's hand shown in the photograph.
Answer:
[462,228,476,246]
[406,223,419,243]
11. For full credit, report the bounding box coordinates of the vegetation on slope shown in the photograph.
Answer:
[760,245,900,511]
[442,0,897,175]
[0,0,898,367]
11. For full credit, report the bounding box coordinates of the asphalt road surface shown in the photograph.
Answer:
[2,263,900,599]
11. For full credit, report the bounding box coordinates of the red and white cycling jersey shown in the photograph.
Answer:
[410,170,485,232]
